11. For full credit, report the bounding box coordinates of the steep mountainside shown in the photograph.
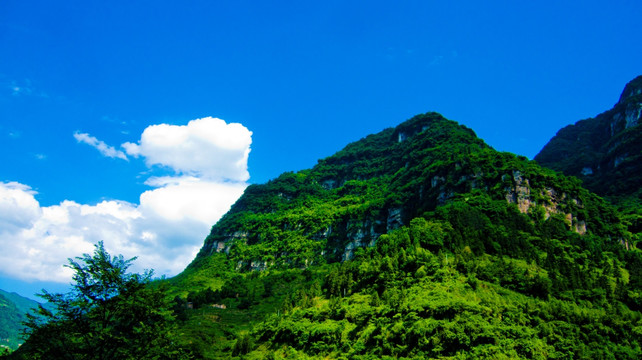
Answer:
[535,75,642,204]
[168,111,642,359]
[192,113,626,270]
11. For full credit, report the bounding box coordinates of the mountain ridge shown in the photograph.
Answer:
[190,112,628,273]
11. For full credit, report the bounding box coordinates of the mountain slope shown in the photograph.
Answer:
[535,75,642,205]
[0,290,43,351]
[190,113,625,272]
[168,111,641,359]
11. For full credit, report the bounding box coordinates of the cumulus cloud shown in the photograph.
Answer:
[74,132,128,160]
[0,190,138,282]
[140,176,247,225]
[0,182,41,233]
[122,117,252,181]
[0,117,252,283]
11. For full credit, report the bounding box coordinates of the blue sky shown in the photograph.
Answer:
[1,0,641,299]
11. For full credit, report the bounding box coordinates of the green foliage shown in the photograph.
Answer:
[168,111,642,358]
[11,242,190,360]
[246,218,642,359]
[231,332,254,356]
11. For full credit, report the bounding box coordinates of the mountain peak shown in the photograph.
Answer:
[170,108,639,359]
[189,110,626,272]
[617,75,642,104]
[536,75,642,203]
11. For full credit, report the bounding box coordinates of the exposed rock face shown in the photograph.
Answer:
[322,179,337,190]
[575,220,587,236]
[397,124,429,143]
[430,176,455,205]
[313,226,332,241]
[250,260,270,271]
[200,231,249,256]
[386,208,403,231]
[624,102,642,129]
[504,171,587,234]
[505,170,531,214]
[336,218,382,261]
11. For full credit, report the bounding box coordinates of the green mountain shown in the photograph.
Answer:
[169,112,642,358]
[535,75,642,205]
[0,290,43,352]
[189,113,626,271]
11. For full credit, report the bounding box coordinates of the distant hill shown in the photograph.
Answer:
[0,290,44,351]
[535,75,642,205]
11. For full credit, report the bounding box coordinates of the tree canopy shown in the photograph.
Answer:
[8,242,190,360]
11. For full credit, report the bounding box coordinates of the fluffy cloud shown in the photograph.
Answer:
[0,191,137,282]
[122,117,252,181]
[74,132,128,160]
[140,176,247,225]
[0,182,41,233]
[0,117,252,283]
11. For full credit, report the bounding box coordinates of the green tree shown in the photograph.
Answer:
[231,332,254,356]
[13,242,190,360]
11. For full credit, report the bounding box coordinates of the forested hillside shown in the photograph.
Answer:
[165,112,642,358]
[0,290,45,352]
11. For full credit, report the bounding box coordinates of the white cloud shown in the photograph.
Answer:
[0,182,41,233]
[2,197,138,282]
[74,132,128,160]
[0,117,252,283]
[140,176,246,225]
[122,116,252,181]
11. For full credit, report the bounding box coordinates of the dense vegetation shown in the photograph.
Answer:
[165,112,641,358]
[168,194,642,358]
[252,232,640,358]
